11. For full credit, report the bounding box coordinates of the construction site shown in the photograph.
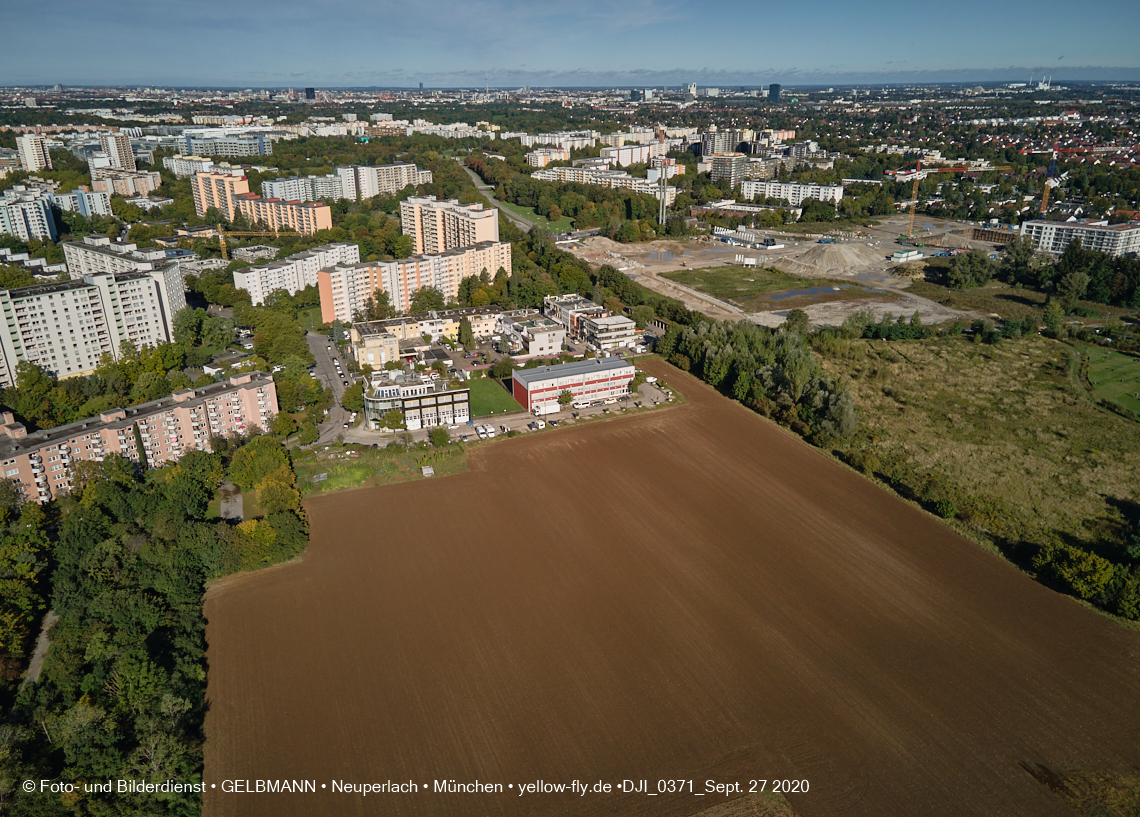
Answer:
[567,215,1012,327]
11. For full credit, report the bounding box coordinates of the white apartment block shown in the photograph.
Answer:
[15,135,52,172]
[525,147,570,168]
[99,133,136,172]
[0,264,187,388]
[54,188,112,217]
[399,196,499,254]
[1019,219,1140,257]
[740,180,844,206]
[0,372,278,504]
[515,131,599,150]
[62,235,173,277]
[233,242,359,305]
[162,154,216,177]
[318,242,511,323]
[599,142,665,167]
[262,174,339,202]
[0,187,58,242]
[530,166,677,206]
[338,163,432,200]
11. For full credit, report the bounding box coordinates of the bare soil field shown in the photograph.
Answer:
[204,359,1140,817]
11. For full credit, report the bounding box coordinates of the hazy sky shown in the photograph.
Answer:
[4,0,1138,87]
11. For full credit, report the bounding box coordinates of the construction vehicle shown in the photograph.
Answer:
[217,230,302,261]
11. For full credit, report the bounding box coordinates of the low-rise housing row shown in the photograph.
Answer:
[350,306,504,368]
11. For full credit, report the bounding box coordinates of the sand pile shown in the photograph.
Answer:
[775,242,887,277]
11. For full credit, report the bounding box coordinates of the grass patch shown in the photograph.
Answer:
[294,444,469,497]
[242,490,265,520]
[1074,344,1140,416]
[819,334,1140,564]
[295,305,322,332]
[907,279,1049,320]
[468,376,522,417]
[908,276,1136,323]
[497,201,574,233]
[663,266,890,311]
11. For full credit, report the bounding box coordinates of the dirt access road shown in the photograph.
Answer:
[204,359,1140,817]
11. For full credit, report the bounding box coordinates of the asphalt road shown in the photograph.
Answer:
[460,163,534,231]
[305,331,351,444]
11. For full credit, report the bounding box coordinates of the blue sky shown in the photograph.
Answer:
[3,0,1138,87]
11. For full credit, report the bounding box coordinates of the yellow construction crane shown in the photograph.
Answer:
[217,230,302,260]
[904,162,1013,240]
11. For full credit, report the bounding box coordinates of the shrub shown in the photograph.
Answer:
[934,499,958,519]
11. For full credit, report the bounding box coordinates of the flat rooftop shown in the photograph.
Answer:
[513,357,633,387]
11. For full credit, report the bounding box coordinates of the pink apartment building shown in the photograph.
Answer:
[0,372,278,504]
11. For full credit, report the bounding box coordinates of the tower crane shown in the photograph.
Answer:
[903,162,1012,240]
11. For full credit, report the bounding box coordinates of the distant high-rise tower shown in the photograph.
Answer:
[305,87,316,100]
[769,84,781,103]
[99,133,136,172]
[15,135,52,172]
[419,82,424,91]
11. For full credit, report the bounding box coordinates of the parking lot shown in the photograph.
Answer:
[328,379,677,449]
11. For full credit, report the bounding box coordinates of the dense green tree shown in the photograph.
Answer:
[409,287,446,314]
[341,383,365,412]
[947,249,995,290]
[458,317,476,349]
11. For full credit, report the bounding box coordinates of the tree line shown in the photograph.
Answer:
[1,434,308,815]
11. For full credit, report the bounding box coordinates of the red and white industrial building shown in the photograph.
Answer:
[512,358,635,414]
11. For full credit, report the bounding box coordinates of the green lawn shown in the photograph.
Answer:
[296,305,322,332]
[498,201,575,233]
[1077,344,1140,416]
[468,376,523,417]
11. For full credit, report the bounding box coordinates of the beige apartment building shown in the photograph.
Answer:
[231,193,333,234]
[190,171,250,220]
[318,242,511,323]
[99,133,136,171]
[0,372,278,504]
[91,168,162,197]
[399,195,499,254]
[15,135,51,172]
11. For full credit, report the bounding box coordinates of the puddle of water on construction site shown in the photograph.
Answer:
[649,251,689,261]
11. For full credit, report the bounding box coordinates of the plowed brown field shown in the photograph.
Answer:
[203,359,1140,817]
